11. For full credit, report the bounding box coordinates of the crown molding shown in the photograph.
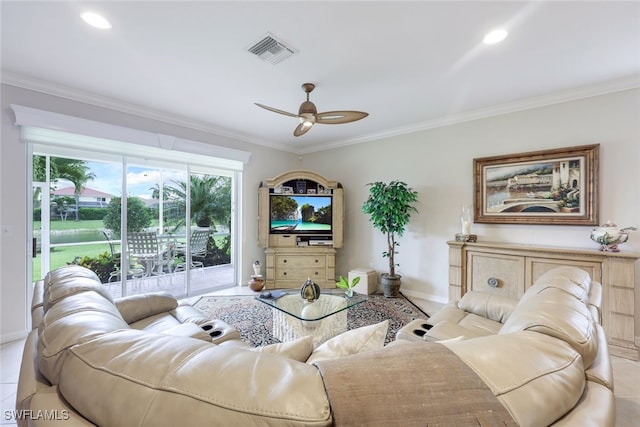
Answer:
[297,75,640,154]
[0,70,287,150]
[3,70,638,156]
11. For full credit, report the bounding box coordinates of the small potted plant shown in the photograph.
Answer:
[336,275,360,297]
[362,180,419,297]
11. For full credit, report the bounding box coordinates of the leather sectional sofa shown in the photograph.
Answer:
[16,264,613,426]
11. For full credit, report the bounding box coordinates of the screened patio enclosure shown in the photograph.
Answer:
[30,140,241,300]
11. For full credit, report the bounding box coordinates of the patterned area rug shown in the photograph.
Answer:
[192,292,429,347]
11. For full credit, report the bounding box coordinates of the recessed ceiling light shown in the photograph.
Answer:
[81,12,112,30]
[483,29,508,45]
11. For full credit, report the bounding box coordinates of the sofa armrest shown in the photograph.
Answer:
[588,281,603,324]
[162,323,212,342]
[457,291,518,324]
[172,303,209,324]
[585,323,613,390]
[424,320,493,341]
[115,292,178,324]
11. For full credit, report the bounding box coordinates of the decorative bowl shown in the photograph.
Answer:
[590,221,636,252]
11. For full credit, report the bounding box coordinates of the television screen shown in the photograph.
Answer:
[270,195,332,234]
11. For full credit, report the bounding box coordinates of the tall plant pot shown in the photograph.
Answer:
[381,273,401,298]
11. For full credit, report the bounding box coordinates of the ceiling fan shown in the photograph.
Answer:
[255,83,369,137]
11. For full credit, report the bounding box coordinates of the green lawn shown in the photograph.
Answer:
[33,243,111,280]
[32,219,230,280]
[34,219,106,231]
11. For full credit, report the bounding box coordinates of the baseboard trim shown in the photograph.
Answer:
[400,288,448,304]
[1,330,29,345]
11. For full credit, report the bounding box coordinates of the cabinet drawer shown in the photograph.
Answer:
[276,256,325,268]
[276,269,325,281]
[528,257,602,286]
[467,252,525,299]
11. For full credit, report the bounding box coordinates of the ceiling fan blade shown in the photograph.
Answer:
[316,110,369,124]
[293,122,313,137]
[255,103,299,118]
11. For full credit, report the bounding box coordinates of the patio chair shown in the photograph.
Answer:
[127,231,175,276]
[103,231,144,283]
[175,228,210,272]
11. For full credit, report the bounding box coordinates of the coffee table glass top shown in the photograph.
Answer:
[255,289,368,321]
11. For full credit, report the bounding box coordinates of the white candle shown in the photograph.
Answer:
[462,220,470,235]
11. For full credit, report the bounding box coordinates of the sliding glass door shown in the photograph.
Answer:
[30,146,238,298]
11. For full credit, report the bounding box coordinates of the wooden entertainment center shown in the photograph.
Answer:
[258,171,343,289]
[448,240,640,360]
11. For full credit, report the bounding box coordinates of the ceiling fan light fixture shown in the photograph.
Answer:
[300,114,316,127]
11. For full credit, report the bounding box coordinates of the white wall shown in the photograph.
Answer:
[2,84,639,342]
[0,84,297,342]
[303,89,640,305]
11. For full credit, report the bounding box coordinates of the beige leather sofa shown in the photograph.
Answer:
[396,266,614,426]
[16,264,613,426]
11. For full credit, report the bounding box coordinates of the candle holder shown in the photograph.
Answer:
[455,205,477,242]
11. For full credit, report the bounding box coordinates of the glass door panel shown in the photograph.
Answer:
[185,171,234,295]
[125,162,187,296]
[31,182,48,282]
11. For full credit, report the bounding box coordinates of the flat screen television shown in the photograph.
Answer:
[269,194,332,234]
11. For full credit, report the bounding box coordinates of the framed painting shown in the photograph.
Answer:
[474,144,599,225]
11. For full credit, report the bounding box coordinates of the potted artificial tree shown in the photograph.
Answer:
[362,180,419,297]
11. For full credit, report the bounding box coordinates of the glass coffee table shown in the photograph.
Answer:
[256,289,368,347]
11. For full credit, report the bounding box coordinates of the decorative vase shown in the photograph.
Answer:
[590,221,636,252]
[248,275,265,291]
[300,301,320,328]
[345,288,354,298]
[381,273,401,298]
[300,277,321,302]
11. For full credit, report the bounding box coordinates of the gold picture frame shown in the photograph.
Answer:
[474,144,599,225]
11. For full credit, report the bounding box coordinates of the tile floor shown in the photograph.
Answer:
[1,289,638,426]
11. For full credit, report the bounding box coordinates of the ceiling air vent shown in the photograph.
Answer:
[248,34,297,65]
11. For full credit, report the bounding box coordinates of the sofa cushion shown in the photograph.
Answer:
[115,292,178,324]
[442,331,585,427]
[38,291,129,385]
[58,329,331,426]
[550,381,615,427]
[44,264,101,287]
[249,336,314,362]
[306,320,389,364]
[43,266,113,312]
[500,287,598,368]
[128,311,183,332]
[524,266,591,303]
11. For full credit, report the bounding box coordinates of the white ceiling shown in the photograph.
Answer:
[2,1,639,154]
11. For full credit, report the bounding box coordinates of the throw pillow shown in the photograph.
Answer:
[306,320,389,364]
[249,335,314,363]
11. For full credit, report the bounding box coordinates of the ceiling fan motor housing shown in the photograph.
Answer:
[299,101,317,115]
